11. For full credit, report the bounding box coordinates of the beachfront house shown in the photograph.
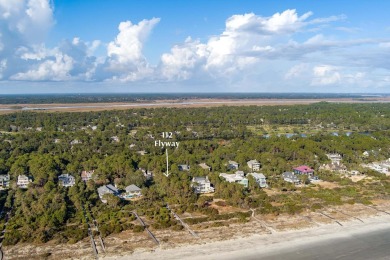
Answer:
[123,184,142,199]
[58,174,75,187]
[0,174,10,189]
[17,175,32,189]
[178,164,191,171]
[319,163,347,173]
[191,176,215,194]
[97,184,120,203]
[282,172,301,185]
[199,163,211,171]
[81,170,94,182]
[293,165,314,176]
[247,172,268,188]
[227,160,239,170]
[247,160,261,172]
[219,171,248,188]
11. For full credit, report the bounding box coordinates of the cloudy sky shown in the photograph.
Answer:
[0,0,389,93]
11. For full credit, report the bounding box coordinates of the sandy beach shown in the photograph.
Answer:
[1,97,390,114]
[104,213,390,260]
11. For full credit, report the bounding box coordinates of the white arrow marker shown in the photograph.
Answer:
[164,148,170,177]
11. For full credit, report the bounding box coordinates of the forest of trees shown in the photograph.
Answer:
[0,102,389,245]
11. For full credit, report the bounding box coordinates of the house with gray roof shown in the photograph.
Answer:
[247,172,268,188]
[58,174,75,187]
[178,164,190,171]
[227,160,239,170]
[122,184,142,199]
[282,172,301,185]
[97,184,120,203]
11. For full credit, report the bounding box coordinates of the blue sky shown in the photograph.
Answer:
[0,0,390,93]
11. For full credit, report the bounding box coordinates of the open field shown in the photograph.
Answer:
[1,97,390,114]
[3,201,390,260]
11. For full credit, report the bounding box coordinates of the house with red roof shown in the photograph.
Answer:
[293,165,314,176]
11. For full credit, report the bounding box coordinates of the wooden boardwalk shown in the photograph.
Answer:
[167,205,198,238]
[133,211,160,245]
[81,203,106,259]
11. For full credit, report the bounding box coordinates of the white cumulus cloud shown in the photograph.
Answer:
[107,18,160,71]
[11,53,73,81]
[312,65,341,85]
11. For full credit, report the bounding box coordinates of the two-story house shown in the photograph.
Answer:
[17,175,32,189]
[191,176,215,193]
[123,184,142,199]
[247,160,261,171]
[247,172,268,188]
[282,172,301,185]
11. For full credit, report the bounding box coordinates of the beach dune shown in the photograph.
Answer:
[105,214,390,260]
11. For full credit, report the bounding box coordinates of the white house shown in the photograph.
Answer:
[191,176,214,194]
[58,174,75,187]
[247,172,268,188]
[247,160,261,171]
[219,171,248,188]
[97,184,119,203]
[17,175,32,189]
[123,184,142,199]
[227,160,239,170]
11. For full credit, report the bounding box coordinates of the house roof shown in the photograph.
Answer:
[81,170,94,177]
[17,175,30,181]
[198,163,211,169]
[228,160,239,165]
[192,176,210,183]
[179,164,190,170]
[282,172,299,181]
[98,184,119,195]
[293,165,314,173]
[125,184,141,193]
[248,172,266,179]
[247,160,260,164]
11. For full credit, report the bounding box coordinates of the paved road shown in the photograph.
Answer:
[234,228,390,260]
